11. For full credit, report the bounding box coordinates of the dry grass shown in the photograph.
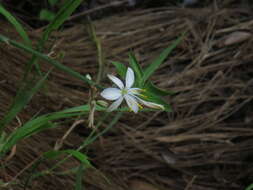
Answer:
[0,2,253,190]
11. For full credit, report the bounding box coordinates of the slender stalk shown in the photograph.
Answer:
[45,112,122,173]
[0,35,103,89]
[86,18,106,127]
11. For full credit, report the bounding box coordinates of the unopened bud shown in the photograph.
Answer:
[96,100,108,107]
[86,74,92,80]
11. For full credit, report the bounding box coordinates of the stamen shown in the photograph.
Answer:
[139,94,148,98]
[137,103,143,109]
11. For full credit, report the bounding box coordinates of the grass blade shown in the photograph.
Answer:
[0,4,31,47]
[246,184,253,190]
[44,150,91,166]
[39,9,56,22]
[129,53,143,83]
[0,105,91,157]
[111,61,127,78]
[142,33,185,83]
[75,164,85,190]
[144,81,175,96]
[42,0,83,43]
[0,72,49,132]
[81,112,123,148]
[26,0,83,77]
[142,90,172,112]
[49,0,59,7]
[0,34,99,88]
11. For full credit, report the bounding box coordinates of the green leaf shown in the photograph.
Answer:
[246,184,253,190]
[0,35,98,88]
[111,61,127,78]
[1,122,56,157]
[128,53,143,84]
[25,0,83,77]
[59,105,91,113]
[0,132,7,151]
[144,82,175,96]
[0,4,31,47]
[75,164,85,190]
[142,91,172,112]
[48,0,59,6]
[39,9,56,21]
[142,34,185,83]
[0,72,49,132]
[44,150,91,166]
[0,104,92,157]
[42,0,82,42]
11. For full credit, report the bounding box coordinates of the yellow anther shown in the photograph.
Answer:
[137,103,143,109]
[139,94,148,98]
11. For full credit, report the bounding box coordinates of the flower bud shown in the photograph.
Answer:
[86,74,92,80]
[96,100,108,107]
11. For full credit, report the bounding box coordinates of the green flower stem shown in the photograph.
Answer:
[44,112,122,173]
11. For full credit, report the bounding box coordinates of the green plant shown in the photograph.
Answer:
[39,0,60,22]
[246,184,253,190]
[0,1,183,188]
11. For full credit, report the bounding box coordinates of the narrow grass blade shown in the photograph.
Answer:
[129,53,143,83]
[81,112,123,148]
[60,105,91,113]
[0,72,49,132]
[1,122,55,157]
[27,0,83,76]
[39,9,56,22]
[0,4,31,47]
[44,150,91,166]
[0,35,99,88]
[75,164,85,190]
[87,19,104,84]
[49,0,59,7]
[246,184,253,190]
[111,61,127,78]
[144,81,175,96]
[1,104,106,157]
[0,105,90,157]
[142,90,172,112]
[42,0,82,43]
[142,33,185,83]
[24,154,88,188]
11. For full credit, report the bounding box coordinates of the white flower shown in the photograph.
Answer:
[100,67,164,113]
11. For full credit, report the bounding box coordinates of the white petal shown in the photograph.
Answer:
[107,74,124,89]
[101,88,121,100]
[137,97,164,110]
[124,94,139,113]
[107,97,123,112]
[125,67,135,88]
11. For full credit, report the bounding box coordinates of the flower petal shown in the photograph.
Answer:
[107,74,124,89]
[107,97,123,112]
[124,94,139,113]
[101,88,121,100]
[137,97,164,110]
[125,67,135,88]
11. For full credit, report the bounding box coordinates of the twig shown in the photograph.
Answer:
[54,119,85,150]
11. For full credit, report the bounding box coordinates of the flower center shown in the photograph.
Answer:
[121,88,128,95]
